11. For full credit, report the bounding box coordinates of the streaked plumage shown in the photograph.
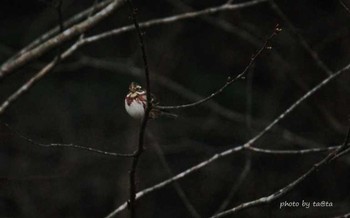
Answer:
[125,82,176,119]
[125,82,147,119]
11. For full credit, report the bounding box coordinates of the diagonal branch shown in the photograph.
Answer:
[5,0,113,64]
[211,126,350,218]
[244,64,350,148]
[0,0,266,117]
[85,0,268,43]
[0,0,266,80]
[156,24,282,110]
[0,1,102,116]
[0,0,124,79]
[104,145,245,218]
[104,61,350,217]
[0,38,84,115]
[0,121,134,157]
[64,56,325,149]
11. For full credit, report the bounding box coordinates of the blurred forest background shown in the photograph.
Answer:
[0,0,350,217]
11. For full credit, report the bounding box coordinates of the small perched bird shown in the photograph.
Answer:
[125,82,176,119]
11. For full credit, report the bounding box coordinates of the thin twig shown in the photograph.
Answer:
[211,126,350,218]
[0,120,134,157]
[269,0,333,75]
[104,61,350,217]
[164,0,345,134]
[126,1,151,217]
[156,24,282,110]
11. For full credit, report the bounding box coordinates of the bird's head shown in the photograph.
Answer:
[129,82,143,93]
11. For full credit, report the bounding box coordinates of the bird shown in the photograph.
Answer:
[125,82,177,119]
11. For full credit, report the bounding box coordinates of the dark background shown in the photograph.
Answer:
[0,0,350,217]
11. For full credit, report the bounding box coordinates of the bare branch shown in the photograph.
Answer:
[104,145,245,218]
[269,0,333,75]
[0,0,124,79]
[247,145,340,154]
[104,61,350,217]
[67,56,325,150]
[211,126,350,218]
[156,24,281,110]
[85,0,268,43]
[0,0,268,115]
[245,64,350,148]
[126,1,152,217]
[5,0,113,64]
[0,121,134,157]
[0,40,84,115]
[0,1,103,116]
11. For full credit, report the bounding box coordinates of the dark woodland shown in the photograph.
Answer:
[0,0,350,218]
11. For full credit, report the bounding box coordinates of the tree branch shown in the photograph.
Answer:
[5,0,113,64]
[269,0,333,76]
[85,0,268,43]
[64,56,325,150]
[104,61,350,217]
[247,145,340,154]
[0,0,267,116]
[0,0,124,79]
[126,1,152,217]
[0,39,84,115]
[211,126,350,218]
[156,24,282,110]
[0,0,103,116]
[0,120,134,157]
